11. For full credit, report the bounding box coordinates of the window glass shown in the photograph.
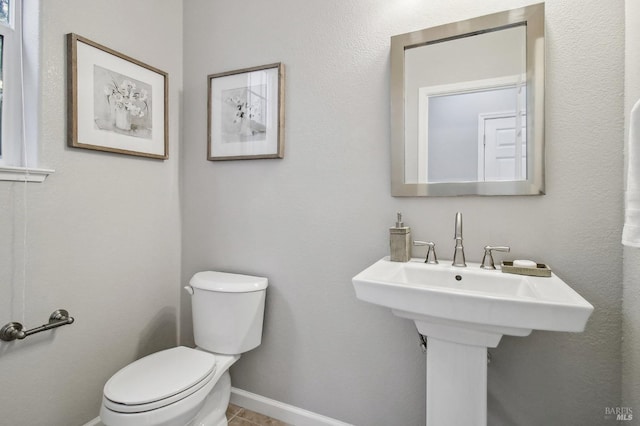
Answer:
[0,0,16,166]
[0,0,8,26]
[0,35,3,155]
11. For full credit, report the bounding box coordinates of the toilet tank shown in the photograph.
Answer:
[188,271,268,355]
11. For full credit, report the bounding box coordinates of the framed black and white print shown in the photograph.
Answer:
[67,33,169,159]
[207,63,284,160]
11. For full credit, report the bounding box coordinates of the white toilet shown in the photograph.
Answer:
[100,271,268,426]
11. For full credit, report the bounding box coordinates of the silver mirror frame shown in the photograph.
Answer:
[391,3,545,196]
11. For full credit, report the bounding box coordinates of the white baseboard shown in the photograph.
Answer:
[84,388,352,426]
[230,387,353,426]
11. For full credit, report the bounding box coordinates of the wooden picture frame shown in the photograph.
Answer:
[67,33,169,159]
[208,63,284,160]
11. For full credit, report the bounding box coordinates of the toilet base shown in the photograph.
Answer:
[188,370,232,426]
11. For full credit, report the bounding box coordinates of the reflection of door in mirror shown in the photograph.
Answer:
[479,111,526,182]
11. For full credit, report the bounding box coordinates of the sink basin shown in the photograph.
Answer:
[352,257,593,346]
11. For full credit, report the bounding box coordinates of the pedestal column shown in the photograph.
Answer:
[426,337,488,426]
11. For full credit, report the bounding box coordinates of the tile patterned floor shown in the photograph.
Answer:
[226,403,292,426]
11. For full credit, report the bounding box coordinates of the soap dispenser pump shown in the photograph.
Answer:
[390,212,411,262]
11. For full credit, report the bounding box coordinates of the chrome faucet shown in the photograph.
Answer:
[481,245,510,269]
[452,212,466,267]
[413,240,439,264]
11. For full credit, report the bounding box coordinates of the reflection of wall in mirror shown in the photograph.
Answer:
[404,25,526,183]
[427,86,525,183]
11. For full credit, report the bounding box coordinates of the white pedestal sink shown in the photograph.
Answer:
[352,257,593,426]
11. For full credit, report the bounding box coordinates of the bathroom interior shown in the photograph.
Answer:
[0,0,638,425]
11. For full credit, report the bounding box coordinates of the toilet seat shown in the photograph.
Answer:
[103,346,217,414]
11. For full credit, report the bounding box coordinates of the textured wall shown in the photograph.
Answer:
[182,1,624,425]
[623,0,640,418]
[0,1,182,425]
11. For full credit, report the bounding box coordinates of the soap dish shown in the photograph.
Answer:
[501,261,551,277]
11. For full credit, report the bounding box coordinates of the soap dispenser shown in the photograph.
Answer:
[390,212,411,262]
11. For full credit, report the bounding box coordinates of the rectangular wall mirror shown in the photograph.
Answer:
[391,4,545,196]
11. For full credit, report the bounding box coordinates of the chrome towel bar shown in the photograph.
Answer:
[0,309,74,342]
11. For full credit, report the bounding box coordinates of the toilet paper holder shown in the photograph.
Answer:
[0,309,75,342]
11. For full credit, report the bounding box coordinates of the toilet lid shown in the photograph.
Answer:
[190,271,268,292]
[104,346,216,405]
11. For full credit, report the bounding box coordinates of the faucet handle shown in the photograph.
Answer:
[481,246,510,269]
[413,241,439,264]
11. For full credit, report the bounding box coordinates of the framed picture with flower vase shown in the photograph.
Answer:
[67,33,168,159]
[208,63,284,160]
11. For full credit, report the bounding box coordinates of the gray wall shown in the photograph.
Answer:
[0,1,182,425]
[623,0,640,417]
[0,1,631,426]
[182,1,624,425]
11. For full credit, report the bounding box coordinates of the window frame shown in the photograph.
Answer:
[0,0,22,167]
[0,0,53,182]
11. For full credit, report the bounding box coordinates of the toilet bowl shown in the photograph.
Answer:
[100,271,268,426]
